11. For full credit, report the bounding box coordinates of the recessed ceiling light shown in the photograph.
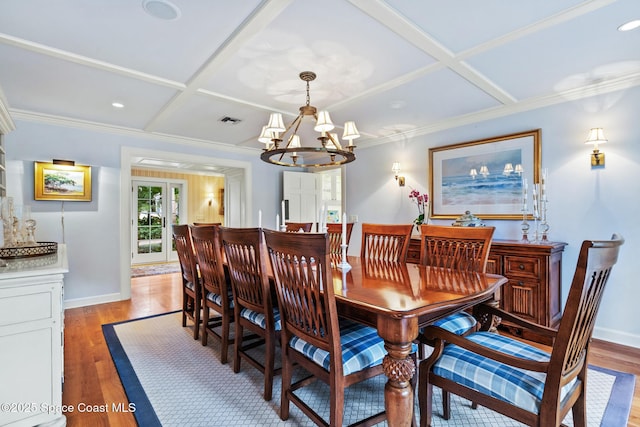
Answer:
[618,19,640,32]
[142,0,181,21]
[112,102,125,109]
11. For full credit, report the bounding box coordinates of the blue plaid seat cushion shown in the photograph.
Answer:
[430,311,477,335]
[432,331,577,413]
[289,318,388,376]
[185,280,196,291]
[240,307,282,331]
[206,290,234,309]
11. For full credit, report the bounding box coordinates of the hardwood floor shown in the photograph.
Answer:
[63,273,182,426]
[63,273,640,426]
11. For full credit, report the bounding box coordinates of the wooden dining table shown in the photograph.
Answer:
[330,255,507,427]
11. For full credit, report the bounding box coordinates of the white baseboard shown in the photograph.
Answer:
[64,293,125,309]
[593,325,640,349]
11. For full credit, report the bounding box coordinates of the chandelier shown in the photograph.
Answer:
[259,71,359,168]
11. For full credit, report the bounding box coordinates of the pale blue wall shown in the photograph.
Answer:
[5,121,281,302]
[345,85,640,346]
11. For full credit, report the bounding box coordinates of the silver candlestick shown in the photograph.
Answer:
[337,243,351,272]
[520,208,530,242]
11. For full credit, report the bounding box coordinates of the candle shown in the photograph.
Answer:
[319,204,325,232]
[281,201,286,226]
[341,213,347,245]
[276,214,279,230]
[541,168,548,201]
[522,178,528,211]
[258,209,262,228]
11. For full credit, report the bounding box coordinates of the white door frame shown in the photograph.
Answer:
[120,147,252,300]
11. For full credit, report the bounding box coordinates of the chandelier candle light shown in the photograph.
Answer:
[259,71,359,168]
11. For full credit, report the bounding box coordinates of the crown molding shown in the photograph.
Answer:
[8,108,260,156]
[364,72,640,148]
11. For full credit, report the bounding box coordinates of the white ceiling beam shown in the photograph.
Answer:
[143,0,294,132]
[0,33,185,90]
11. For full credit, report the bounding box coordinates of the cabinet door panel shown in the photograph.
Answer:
[503,279,539,323]
[486,254,501,275]
[0,328,54,426]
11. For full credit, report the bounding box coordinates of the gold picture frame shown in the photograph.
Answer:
[429,129,541,220]
[34,161,92,201]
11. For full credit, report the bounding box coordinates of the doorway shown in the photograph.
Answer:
[131,179,185,265]
[120,147,253,301]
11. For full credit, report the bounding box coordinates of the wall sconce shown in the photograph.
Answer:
[208,192,214,206]
[391,162,405,186]
[585,128,607,167]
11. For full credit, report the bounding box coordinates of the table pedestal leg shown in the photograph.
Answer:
[378,317,418,427]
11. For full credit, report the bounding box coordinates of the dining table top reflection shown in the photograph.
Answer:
[329,255,507,427]
[331,255,504,325]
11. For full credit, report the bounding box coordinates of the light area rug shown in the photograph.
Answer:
[103,312,634,427]
[131,262,181,278]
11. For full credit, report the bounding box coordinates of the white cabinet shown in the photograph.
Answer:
[0,245,68,427]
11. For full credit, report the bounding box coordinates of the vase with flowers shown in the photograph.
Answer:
[409,188,429,233]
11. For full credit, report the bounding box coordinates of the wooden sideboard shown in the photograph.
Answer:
[408,238,567,343]
[0,244,68,427]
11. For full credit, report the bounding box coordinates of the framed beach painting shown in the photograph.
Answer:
[429,129,541,220]
[34,161,92,201]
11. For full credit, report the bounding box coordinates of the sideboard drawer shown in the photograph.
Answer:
[0,283,54,326]
[504,256,540,279]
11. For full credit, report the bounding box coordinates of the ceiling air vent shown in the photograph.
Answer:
[219,116,242,124]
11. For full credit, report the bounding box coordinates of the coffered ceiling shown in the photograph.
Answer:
[1,0,638,159]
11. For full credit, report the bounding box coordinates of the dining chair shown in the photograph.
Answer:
[263,229,388,427]
[189,224,234,364]
[418,234,624,427]
[220,226,282,401]
[172,224,201,340]
[360,223,413,262]
[418,225,495,337]
[284,222,313,232]
[326,222,354,255]
[193,222,222,226]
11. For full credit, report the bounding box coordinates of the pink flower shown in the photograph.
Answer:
[409,188,429,225]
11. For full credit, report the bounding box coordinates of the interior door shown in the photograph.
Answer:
[283,171,321,223]
[132,180,183,264]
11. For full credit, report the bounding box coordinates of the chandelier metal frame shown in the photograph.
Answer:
[259,71,358,168]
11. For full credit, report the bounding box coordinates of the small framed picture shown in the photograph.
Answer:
[34,161,92,201]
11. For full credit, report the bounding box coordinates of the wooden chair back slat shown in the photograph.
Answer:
[172,224,198,285]
[360,223,412,262]
[551,235,624,383]
[220,227,271,315]
[189,225,226,297]
[419,225,495,273]
[263,231,336,354]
